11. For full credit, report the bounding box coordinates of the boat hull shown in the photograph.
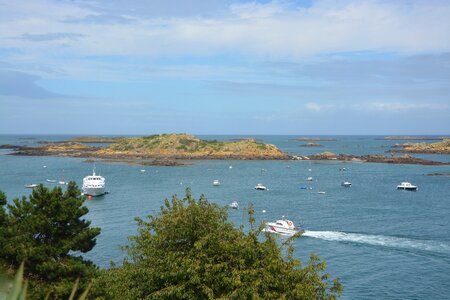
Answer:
[82,187,106,196]
[397,187,418,191]
[263,226,300,236]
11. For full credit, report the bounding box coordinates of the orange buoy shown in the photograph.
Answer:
[88,195,92,201]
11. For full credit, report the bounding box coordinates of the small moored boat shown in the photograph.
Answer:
[397,182,418,191]
[213,180,220,186]
[254,183,267,190]
[306,177,313,181]
[229,201,239,209]
[341,181,352,187]
[25,184,38,188]
[263,219,302,236]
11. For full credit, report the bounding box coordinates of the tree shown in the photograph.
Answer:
[95,189,342,299]
[0,183,100,299]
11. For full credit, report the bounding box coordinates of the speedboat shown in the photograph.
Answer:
[254,183,267,190]
[341,181,352,187]
[263,219,302,236]
[397,182,418,191]
[213,180,220,186]
[306,177,313,181]
[82,169,106,196]
[229,201,238,209]
[25,184,38,188]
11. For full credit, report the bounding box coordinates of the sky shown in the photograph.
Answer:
[0,0,449,135]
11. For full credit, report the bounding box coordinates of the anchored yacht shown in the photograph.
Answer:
[82,169,106,196]
[397,182,418,191]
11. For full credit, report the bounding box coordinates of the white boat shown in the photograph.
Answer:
[397,182,418,191]
[58,180,67,185]
[25,184,38,188]
[213,179,220,186]
[254,183,267,190]
[229,201,239,209]
[46,179,57,183]
[306,177,313,181]
[263,219,301,236]
[317,191,326,194]
[341,181,352,187]
[82,169,106,196]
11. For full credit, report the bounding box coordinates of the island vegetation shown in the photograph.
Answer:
[389,139,450,154]
[5,134,289,165]
[0,186,342,299]
[2,133,448,166]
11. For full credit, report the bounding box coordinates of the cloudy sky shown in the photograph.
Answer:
[0,0,449,135]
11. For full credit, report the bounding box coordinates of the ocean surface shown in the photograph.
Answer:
[0,135,449,299]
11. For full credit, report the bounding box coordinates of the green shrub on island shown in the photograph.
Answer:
[93,189,342,299]
[0,184,100,299]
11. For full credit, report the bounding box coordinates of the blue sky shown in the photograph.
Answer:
[0,0,449,135]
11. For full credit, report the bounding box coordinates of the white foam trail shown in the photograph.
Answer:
[303,230,450,254]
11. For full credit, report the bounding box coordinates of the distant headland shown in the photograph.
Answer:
[1,134,448,166]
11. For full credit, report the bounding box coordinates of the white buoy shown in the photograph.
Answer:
[262,210,266,213]
[43,165,47,168]
[229,165,233,169]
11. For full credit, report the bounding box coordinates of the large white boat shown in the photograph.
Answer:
[82,169,106,196]
[263,219,302,236]
[397,182,418,191]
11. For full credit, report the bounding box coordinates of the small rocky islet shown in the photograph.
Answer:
[388,139,450,154]
[2,134,449,166]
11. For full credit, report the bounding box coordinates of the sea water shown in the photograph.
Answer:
[0,135,449,299]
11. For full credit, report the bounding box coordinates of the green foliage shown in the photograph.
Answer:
[0,183,100,299]
[95,189,342,299]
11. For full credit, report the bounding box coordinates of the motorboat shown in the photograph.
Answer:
[263,219,302,236]
[306,177,313,181]
[229,201,239,209]
[58,180,67,185]
[397,182,418,191]
[82,169,106,196]
[25,184,38,188]
[341,181,352,187]
[213,179,220,186]
[317,191,326,194]
[254,183,267,190]
[46,179,57,183]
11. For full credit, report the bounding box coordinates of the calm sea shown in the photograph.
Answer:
[0,135,449,299]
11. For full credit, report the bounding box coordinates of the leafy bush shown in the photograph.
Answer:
[94,189,342,299]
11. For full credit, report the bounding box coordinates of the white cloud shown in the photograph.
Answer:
[360,102,449,112]
[305,102,334,112]
[1,0,450,62]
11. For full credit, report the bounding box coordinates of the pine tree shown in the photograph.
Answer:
[0,183,100,298]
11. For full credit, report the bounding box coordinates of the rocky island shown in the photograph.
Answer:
[299,143,323,147]
[3,134,448,166]
[5,134,289,165]
[389,140,450,154]
[304,152,449,165]
[381,136,448,141]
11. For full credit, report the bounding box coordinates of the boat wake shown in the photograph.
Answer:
[303,230,450,254]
